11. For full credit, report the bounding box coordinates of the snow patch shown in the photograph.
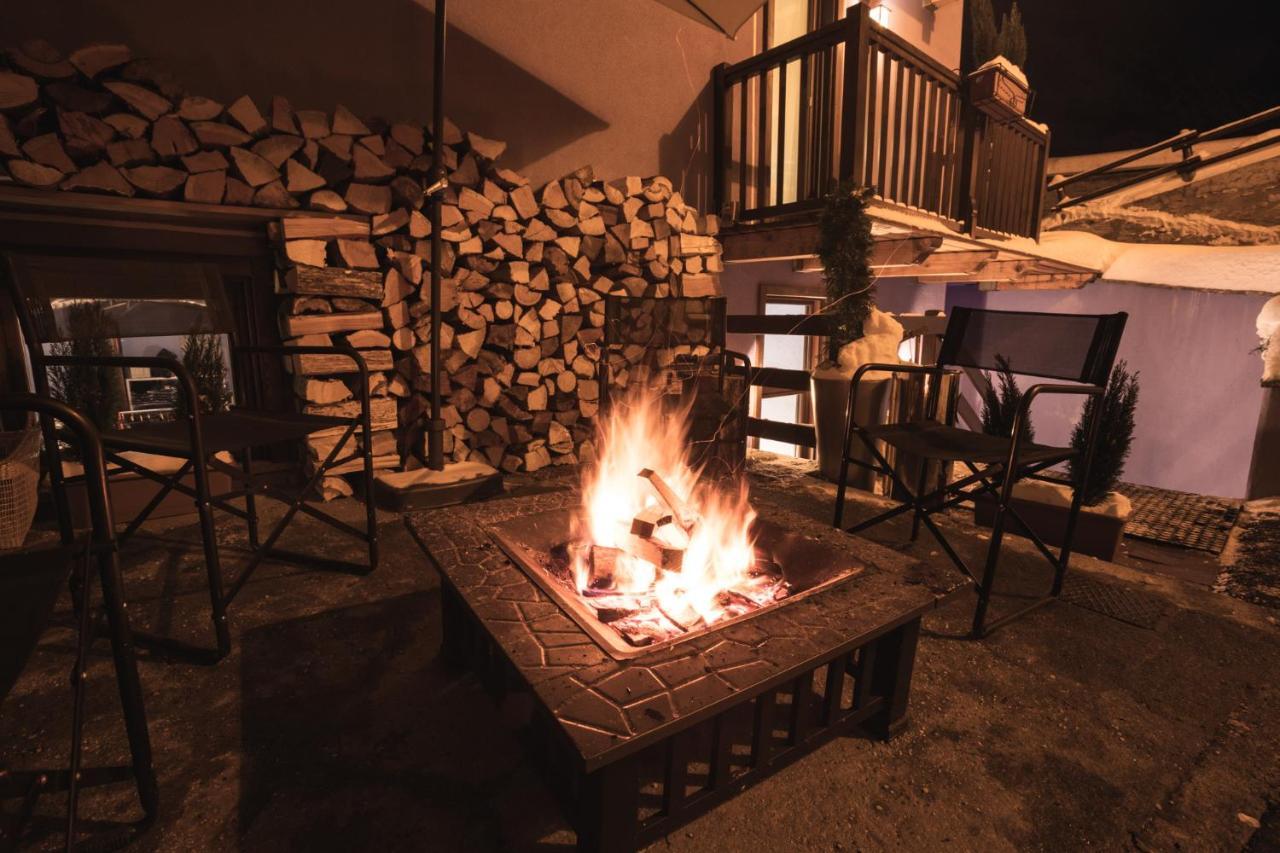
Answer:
[975,55,1028,88]
[1259,295,1280,383]
[375,461,498,488]
[1012,479,1132,519]
[811,308,903,380]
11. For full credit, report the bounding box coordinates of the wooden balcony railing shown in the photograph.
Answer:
[713,5,1049,239]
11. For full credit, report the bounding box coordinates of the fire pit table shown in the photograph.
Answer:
[407,488,963,852]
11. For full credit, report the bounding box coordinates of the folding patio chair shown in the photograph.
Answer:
[832,307,1128,637]
[3,253,379,663]
[0,394,157,852]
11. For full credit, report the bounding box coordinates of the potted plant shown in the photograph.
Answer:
[973,362,1139,560]
[809,182,900,490]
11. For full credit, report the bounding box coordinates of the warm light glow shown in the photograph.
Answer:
[869,2,891,27]
[577,389,760,628]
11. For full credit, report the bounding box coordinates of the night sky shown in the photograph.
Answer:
[1005,0,1277,156]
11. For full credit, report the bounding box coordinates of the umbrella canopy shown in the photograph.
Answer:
[650,0,769,37]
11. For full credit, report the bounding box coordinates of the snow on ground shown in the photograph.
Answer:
[1046,204,1280,246]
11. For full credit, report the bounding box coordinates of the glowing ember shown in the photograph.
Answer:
[567,389,787,646]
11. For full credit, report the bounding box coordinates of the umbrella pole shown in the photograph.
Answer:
[427,0,447,471]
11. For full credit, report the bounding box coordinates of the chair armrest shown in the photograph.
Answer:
[1004,383,1106,473]
[849,361,946,400]
[42,354,200,410]
[235,345,372,433]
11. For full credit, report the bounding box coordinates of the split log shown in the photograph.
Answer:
[226,95,267,136]
[283,239,328,267]
[61,161,133,196]
[103,81,170,120]
[283,266,383,299]
[0,72,39,111]
[123,164,186,196]
[69,44,131,78]
[280,216,369,241]
[177,95,223,121]
[281,311,383,337]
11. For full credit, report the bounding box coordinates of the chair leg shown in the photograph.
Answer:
[65,550,95,851]
[971,486,1012,639]
[909,456,931,543]
[241,451,259,551]
[191,455,231,659]
[360,434,379,571]
[96,548,159,820]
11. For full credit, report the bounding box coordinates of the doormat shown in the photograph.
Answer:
[1059,573,1165,630]
[1117,483,1241,555]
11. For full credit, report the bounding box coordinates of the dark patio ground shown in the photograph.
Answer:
[3,455,1278,852]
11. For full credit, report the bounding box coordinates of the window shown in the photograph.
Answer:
[754,290,823,458]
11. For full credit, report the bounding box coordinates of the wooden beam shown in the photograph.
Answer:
[789,235,944,271]
[747,417,816,447]
[727,313,839,336]
[721,222,821,262]
[978,272,1094,291]
[876,247,997,276]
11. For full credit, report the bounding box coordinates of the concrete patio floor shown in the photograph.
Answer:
[2,456,1278,852]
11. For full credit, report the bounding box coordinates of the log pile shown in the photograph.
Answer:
[2,39,725,484]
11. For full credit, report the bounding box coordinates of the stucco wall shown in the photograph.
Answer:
[5,0,756,210]
[945,281,1270,499]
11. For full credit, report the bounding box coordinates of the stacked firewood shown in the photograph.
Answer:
[1,39,725,481]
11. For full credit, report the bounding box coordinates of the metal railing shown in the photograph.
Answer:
[1047,105,1280,212]
[713,6,1049,239]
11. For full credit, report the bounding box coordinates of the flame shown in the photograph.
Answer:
[578,389,758,628]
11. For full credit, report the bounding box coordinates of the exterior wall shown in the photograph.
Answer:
[945,280,1271,499]
[4,0,756,210]
[874,0,964,71]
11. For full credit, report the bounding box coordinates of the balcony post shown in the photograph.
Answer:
[955,0,979,233]
[838,2,871,187]
[712,62,728,218]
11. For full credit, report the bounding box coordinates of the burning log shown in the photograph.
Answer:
[638,468,700,532]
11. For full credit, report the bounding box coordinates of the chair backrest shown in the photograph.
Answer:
[3,252,234,347]
[937,307,1128,386]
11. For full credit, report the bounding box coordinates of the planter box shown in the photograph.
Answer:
[970,62,1028,121]
[65,465,232,528]
[973,491,1126,562]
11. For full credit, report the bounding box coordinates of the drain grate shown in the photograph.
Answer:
[1059,573,1165,629]
[1118,483,1241,555]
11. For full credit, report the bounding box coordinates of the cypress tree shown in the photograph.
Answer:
[980,355,1034,443]
[175,332,232,417]
[1069,362,1139,505]
[995,2,1029,68]
[969,0,1000,67]
[816,181,875,363]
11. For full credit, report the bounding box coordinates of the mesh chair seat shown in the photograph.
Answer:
[864,421,1074,465]
[100,410,353,456]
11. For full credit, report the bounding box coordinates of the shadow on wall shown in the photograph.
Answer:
[659,77,715,213]
[7,0,609,175]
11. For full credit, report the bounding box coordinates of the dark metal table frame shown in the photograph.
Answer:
[409,490,961,852]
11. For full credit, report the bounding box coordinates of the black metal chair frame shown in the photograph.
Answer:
[3,255,380,663]
[833,307,1128,638]
[0,394,157,852]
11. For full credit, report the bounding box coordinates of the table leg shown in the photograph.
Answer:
[871,617,921,741]
[577,756,640,853]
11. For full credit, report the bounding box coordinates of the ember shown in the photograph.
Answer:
[557,389,788,647]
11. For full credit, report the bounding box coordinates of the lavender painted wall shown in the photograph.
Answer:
[946,281,1270,499]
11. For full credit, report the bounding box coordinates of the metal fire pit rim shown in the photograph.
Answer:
[484,505,868,661]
